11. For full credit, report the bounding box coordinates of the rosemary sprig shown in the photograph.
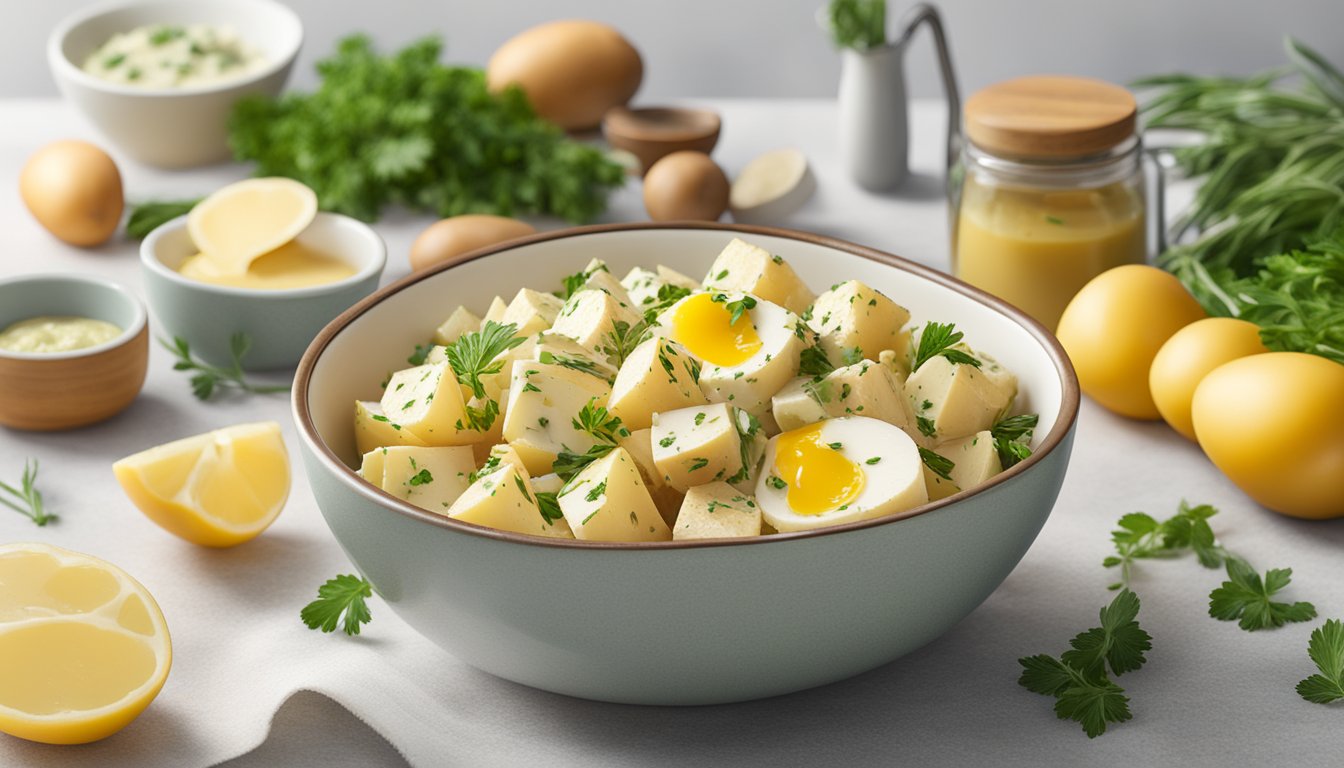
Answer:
[0,459,55,526]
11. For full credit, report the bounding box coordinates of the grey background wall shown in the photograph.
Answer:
[3,0,1341,99]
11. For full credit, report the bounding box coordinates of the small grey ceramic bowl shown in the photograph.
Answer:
[0,273,148,431]
[141,212,385,371]
[48,0,302,168]
[294,223,1079,705]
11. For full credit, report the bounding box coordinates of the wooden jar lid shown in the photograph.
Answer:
[964,76,1137,159]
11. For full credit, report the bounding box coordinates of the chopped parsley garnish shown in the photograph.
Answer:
[918,447,955,482]
[710,293,757,325]
[841,347,864,365]
[408,468,433,486]
[407,343,434,365]
[535,492,564,524]
[767,476,787,490]
[539,350,610,381]
[584,481,608,502]
[798,346,834,378]
[443,321,524,430]
[992,413,1039,469]
[689,458,709,471]
[865,457,881,465]
[572,400,629,444]
[659,434,677,448]
[694,412,706,425]
[916,415,936,438]
[912,322,982,371]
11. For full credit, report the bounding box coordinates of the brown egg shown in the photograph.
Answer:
[642,151,729,222]
[409,215,537,273]
[487,20,642,131]
[20,140,124,247]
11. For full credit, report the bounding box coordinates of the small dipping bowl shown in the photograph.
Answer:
[141,212,386,371]
[603,106,722,175]
[0,274,148,431]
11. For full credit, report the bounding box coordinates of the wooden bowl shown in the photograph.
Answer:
[602,106,721,175]
[0,274,149,431]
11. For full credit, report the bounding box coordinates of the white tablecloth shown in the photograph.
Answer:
[0,99,1340,768]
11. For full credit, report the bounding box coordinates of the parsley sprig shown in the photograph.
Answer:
[162,334,291,401]
[798,346,834,378]
[553,400,629,482]
[443,321,524,431]
[1208,559,1317,631]
[1018,590,1150,738]
[597,318,653,368]
[912,322,982,372]
[0,459,54,526]
[301,574,374,636]
[991,413,1038,469]
[918,447,955,482]
[1297,619,1344,704]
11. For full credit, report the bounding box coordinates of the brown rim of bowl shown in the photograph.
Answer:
[294,221,1080,551]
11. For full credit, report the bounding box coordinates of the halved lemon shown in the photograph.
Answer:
[0,542,171,745]
[113,421,290,548]
[186,177,318,276]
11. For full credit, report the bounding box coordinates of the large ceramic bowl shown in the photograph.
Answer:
[48,0,302,168]
[294,224,1079,705]
[141,212,385,371]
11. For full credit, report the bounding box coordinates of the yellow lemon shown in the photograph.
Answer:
[0,542,171,745]
[113,421,290,547]
[186,177,317,275]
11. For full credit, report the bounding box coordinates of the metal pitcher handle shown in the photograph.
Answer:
[894,3,961,178]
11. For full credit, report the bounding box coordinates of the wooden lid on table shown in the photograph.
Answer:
[964,75,1137,159]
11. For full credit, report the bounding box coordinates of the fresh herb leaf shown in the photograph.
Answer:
[162,334,290,401]
[991,413,1038,469]
[571,400,628,444]
[710,293,757,325]
[1297,619,1344,704]
[584,480,607,502]
[826,0,886,51]
[552,444,615,482]
[125,199,200,238]
[1018,590,1146,738]
[597,319,652,368]
[408,469,433,486]
[407,343,434,366]
[912,322,982,371]
[1208,559,1317,631]
[535,491,564,524]
[915,415,936,438]
[918,447,955,482]
[301,574,374,636]
[840,346,864,365]
[0,459,54,526]
[1103,500,1224,590]
[228,35,626,223]
[798,346,835,377]
[538,350,609,381]
[444,320,524,403]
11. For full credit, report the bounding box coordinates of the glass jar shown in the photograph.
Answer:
[951,76,1147,331]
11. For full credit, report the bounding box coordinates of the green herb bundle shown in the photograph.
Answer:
[826,0,887,51]
[227,35,625,223]
[1137,37,1344,362]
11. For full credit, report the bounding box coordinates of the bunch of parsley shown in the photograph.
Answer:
[227,35,625,223]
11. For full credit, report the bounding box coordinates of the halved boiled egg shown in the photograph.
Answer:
[756,416,926,532]
[657,291,805,418]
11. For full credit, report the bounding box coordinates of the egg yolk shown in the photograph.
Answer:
[772,422,866,515]
[671,293,762,367]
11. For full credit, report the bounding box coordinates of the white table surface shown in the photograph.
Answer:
[1,98,1341,767]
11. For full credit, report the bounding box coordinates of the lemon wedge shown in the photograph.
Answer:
[187,177,318,276]
[113,421,290,548]
[0,542,171,745]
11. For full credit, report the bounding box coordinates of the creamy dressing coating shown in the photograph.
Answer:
[177,240,356,290]
[82,24,266,88]
[0,316,122,354]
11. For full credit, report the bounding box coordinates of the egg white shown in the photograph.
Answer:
[755,416,927,532]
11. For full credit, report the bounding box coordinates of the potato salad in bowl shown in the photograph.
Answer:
[351,237,1037,542]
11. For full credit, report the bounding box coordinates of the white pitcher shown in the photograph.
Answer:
[837,3,960,191]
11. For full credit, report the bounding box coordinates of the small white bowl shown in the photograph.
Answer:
[141,212,386,371]
[48,0,302,168]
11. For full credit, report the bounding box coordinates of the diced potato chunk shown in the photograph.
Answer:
[482,296,508,326]
[621,267,664,309]
[701,238,814,314]
[557,447,670,542]
[531,332,618,382]
[501,359,613,475]
[651,403,765,493]
[483,443,531,479]
[448,463,571,538]
[358,447,387,484]
[433,306,481,346]
[531,473,565,494]
[940,430,1003,492]
[672,482,762,540]
[620,428,684,526]
[380,362,477,445]
[550,289,643,353]
[379,446,476,514]
[354,400,428,454]
[578,259,634,307]
[904,352,1016,442]
[501,288,564,337]
[609,337,708,431]
[771,360,915,435]
[806,280,910,364]
[922,463,960,501]
[657,264,700,291]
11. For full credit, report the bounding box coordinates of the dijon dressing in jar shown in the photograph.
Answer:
[953,76,1146,330]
